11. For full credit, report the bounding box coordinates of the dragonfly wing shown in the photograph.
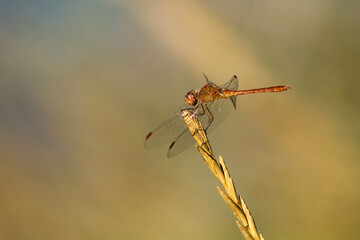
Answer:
[166,128,195,158]
[220,75,238,109]
[144,111,189,149]
[202,72,217,86]
[220,75,238,89]
[196,76,238,134]
[200,97,235,134]
[167,98,235,157]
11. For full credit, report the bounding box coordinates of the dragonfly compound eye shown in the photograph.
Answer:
[184,90,197,106]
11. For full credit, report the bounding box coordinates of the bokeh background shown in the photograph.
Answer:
[0,0,359,239]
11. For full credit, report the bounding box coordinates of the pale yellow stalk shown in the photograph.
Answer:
[182,110,264,240]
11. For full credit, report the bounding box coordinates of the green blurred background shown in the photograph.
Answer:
[0,0,359,239]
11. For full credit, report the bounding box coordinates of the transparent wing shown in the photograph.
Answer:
[168,98,236,157]
[220,75,238,89]
[144,103,192,149]
[145,105,196,158]
[198,98,233,134]
[220,75,238,109]
[166,128,195,158]
[200,75,239,133]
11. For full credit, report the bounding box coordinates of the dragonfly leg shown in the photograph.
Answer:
[180,107,196,117]
[202,104,214,131]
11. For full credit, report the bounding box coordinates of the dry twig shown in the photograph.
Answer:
[182,110,264,240]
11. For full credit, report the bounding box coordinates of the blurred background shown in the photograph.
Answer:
[0,0,359,239]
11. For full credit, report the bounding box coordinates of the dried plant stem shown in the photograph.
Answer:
[182,110,264,240]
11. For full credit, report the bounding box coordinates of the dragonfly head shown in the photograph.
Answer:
[184,90,197,106]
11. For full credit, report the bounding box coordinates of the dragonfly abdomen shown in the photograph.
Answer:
[222,86,290,97]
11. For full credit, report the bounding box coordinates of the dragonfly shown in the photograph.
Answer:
[144,74,290,157]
